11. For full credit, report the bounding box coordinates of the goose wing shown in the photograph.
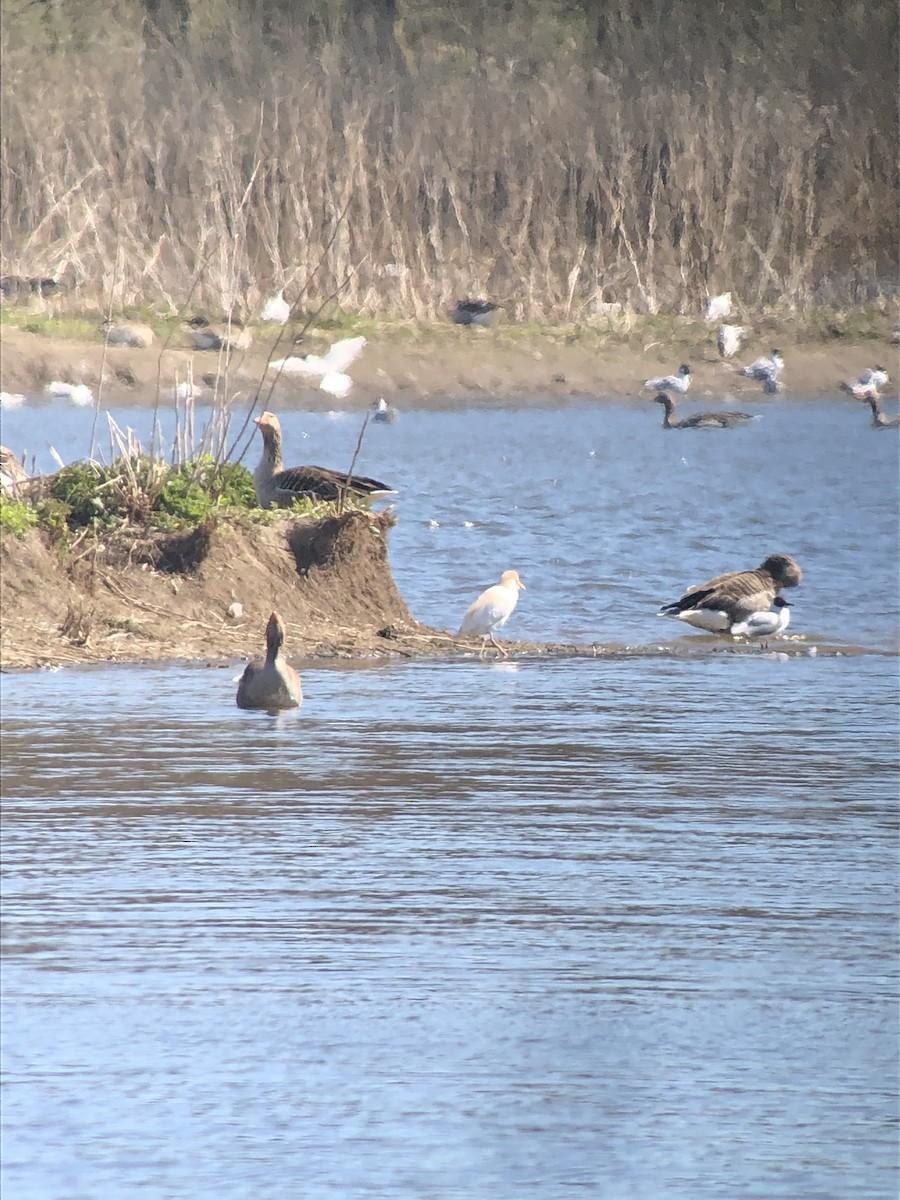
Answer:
[662,567,776,618]
[273,464,394,501]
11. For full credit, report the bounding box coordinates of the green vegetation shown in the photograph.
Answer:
[2,454,373,548]
[1,0,895,322]
[0,497,39,538]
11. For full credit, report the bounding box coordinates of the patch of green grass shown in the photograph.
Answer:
[0,496,39,537]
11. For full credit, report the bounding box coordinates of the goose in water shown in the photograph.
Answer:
[269,335,367,398]
[260,289,291,323]
[739,349,784,393]
[864,396,900,428]
[459,570,526,658]
[450,299,500,327]
[652,393,755,429]
[236,611,303,710]
[839,366,890,401]
[643,363,691,394]
[658,553,802,633]
[251,410,396,508]
[730,596,791,642]
[716,324,745,358]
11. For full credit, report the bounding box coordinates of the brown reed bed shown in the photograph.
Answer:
[1,0,897,323]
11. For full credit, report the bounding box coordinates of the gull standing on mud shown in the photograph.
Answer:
[658,553,802,633]
[643,363,691,394]
[717,324,745,359]
[730,596,792,642]
[705,292,733,322]
[459,570,526,658]
[251,411,396,508]
[739,349,784,393]
[260,290,291,323]
[269,335,367,399]
[650,394,756,429]
[236,611,303,710]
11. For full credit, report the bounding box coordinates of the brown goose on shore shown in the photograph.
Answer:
[658,553,802,633]
[864,396,900,428]
[652,393,755,429]
[251,411,397,509]
[236,611,303,710]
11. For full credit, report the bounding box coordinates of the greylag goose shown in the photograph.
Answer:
[101,320,155,348]
[450,299,500,327]
[236,611,303,710]
[739,350,784,393]
[643,364,691,394]
[652,393,754,429]
[658,553,802,633]
[185,321,252,352]
[864,396,900,428]
[251,411,396,508]
[730,596,791,641]
[839,367,890,401]
[716,324,745,358]
[459,570,526,658]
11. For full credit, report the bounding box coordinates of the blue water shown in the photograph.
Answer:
[2,392,898,1198]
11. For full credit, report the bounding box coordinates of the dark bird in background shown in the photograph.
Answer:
[450,299,500,327]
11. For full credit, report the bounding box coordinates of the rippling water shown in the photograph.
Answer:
[2,393,898,1197]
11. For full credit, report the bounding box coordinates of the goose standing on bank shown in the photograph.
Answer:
[739,349,784,393]
[459,570,526,658]
[236,611,303,710]
[185,321,252,352]
[651,393,755,429]
[101,320,155,348]
[730,596,792,642]
[643,363,692,394]
[658,553,802,633]
[251,411,396,508]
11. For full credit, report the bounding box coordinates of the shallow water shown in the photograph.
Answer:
[2,393,899,1198]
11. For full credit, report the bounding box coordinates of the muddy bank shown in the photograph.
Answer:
[1,323,895,405]
[0,509,861,672]
[1,510,433,669]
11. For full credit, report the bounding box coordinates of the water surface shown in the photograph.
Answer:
[2,393,898,1198]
